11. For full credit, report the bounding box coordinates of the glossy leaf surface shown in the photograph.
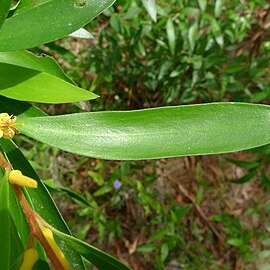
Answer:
[19,103,270,160]
[0,0,116,51]
[0,50,71,82]
[0,63,98,103]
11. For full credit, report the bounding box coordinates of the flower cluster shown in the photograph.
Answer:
[0,113,20,139]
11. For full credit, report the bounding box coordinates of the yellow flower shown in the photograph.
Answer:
[42,228,70,270]
[19,248,39,270]
[0,113,20,139]
[8,170,38,188]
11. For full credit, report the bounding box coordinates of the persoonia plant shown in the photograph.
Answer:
[0,1,270,269]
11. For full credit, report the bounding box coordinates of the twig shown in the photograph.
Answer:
[12,185,65,270]
[177,182,221,240]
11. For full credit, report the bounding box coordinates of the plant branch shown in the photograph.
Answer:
[12,185,65,270]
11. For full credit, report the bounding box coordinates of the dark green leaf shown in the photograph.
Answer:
[0,96,46,117]
[230,170,256,184]
[0,0,116,51]
[54,230,131,270]
[260,172,270,189]
[226,159,261,169]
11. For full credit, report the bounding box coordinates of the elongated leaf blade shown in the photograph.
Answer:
[0,63,98,103]
[166,18,176,55]
[54,230,131,270]
[0,0,116,51]
[18,103,270,160]
[141,0,157,22]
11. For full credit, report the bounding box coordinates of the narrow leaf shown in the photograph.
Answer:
[188,22,198,52]
[141,0,157,22]
[0,63,98,103]
[18,103,270,160]
[230,170,256,184]
[54,230,131,270]
[197,0,207,11]
[215,0,224,17]
[0,0,116,51]
[166,18,176,55]
[226,159,261,169]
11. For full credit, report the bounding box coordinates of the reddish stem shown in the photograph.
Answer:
[12,185,65,270]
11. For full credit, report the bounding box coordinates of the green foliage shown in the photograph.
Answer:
[62,0,270,106]
[0,0,116,51]
[212,213,259,260]
[1,0,270,269]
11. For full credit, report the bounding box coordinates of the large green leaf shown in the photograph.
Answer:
[0,50,71,82]
[18,103,270,160]
[0,0,116,51]
[0,0,12,30]
[0,140,86,270]
[54,230,131,270]
[0,63,98,103]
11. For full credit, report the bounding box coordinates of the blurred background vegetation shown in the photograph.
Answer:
[16,0,270,269]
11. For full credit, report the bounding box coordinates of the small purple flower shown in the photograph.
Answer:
[113,179,122,190]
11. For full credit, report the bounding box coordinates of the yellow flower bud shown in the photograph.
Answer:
[0,113,20,139]
[19,248,39,270]
[42,228,70,270]
[9,170,38,188]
